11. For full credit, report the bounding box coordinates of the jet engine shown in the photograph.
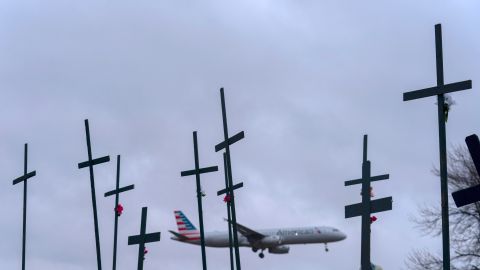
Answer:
[268,245,290,254]
[260,235,283,246]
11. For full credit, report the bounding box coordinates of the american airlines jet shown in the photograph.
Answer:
[169,210,347,258]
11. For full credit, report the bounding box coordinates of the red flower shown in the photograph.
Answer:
[223,194,231,203]
[370,216,377,224]
[143,247,148,260]
[115,204,124,216]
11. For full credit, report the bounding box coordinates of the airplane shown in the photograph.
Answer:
[169,210,347,258]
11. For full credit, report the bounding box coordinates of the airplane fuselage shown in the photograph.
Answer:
[172,226,346,249]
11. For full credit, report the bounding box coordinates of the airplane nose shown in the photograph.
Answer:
[338,231,347,240]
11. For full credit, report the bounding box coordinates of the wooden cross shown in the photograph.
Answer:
[402,24,473,270]
[180,131,218,270]
[12,143,37,270]
[452,134,480,207]
[104,155,134,270]
[128,207,161,270]
[344,135,392,270]
[215,87,245,270]
[78,119,110,270]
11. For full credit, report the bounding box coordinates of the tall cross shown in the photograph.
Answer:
[222,153,234,270]
[452,134,480,207]
[215,87,245,270]
[104,155,134,270]
[344,135,392,270]
[78,119,110,270]
[180,131,218,270]
[12,143,37,270]
[128,207,161,270]
[402,24,473,270]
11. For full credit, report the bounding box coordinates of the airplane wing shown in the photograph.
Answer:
[224,218,265,241]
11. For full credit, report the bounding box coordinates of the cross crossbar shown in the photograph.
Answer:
[452,185,480,207]
[78,156,110,169]
[12,171,37,185]
[105,184,135,197]
[215,131,245,152]
[466,134,480,175]
[217,182,244,196]
[345,197,393,219]
[403,80,472,101]
[181,166,218,177]
[345,174,389,186]
[128,232,161,245]
[451,134,480,207]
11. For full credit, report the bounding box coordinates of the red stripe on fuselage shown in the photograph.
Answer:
[180,232,199,235]
[179,228,192,231]
[186,237,200,241]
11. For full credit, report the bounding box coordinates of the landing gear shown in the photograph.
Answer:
[259,252,265,259]
[324,243,329,252]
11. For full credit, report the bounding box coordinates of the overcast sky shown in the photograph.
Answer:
[0,1,479,269]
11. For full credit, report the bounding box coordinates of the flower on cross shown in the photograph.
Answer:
[115,204,124,216]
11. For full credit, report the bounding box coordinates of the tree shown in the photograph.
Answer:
[406,145,480,270]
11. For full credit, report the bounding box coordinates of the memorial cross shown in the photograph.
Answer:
[180,131,218,270]
[403,24,473,270]
[12,144,37,270]
[128,207,161,270]
[344,135,392,270]
[78,119,110,270]
[452,134,480,207]
[104,155,134,270]
[215,88,245,270]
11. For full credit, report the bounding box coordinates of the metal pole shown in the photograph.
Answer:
[223,153,235,270]
[193,132,208,270]
[361,160,371,270]
[112,155,120,270]
[137,207,147,270]
[361,136,371,270]
[363,135,367,163]
[85,120,103,270]
[22,144,27,270]
[220,88,242,270]
[435,24,450,270]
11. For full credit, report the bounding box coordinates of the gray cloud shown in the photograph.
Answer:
[0,0,479,269]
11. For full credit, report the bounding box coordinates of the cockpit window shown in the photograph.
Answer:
[332,228,339,232]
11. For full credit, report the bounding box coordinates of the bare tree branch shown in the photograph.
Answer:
[407,145,480,269]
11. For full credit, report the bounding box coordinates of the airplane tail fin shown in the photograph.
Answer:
[174,210,199,236]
